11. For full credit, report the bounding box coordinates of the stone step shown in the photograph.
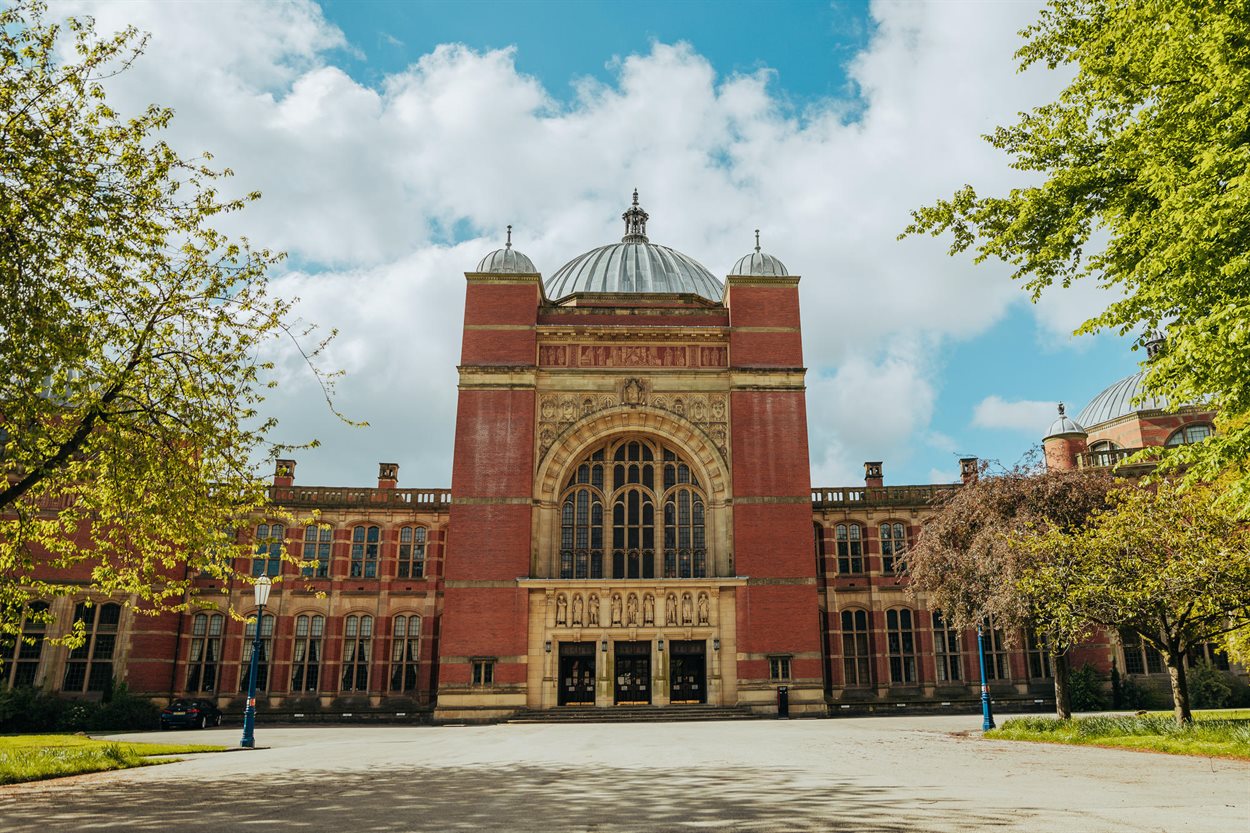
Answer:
[507,705,763,724]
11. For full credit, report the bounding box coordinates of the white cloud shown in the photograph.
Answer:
[61,0,1065,486]
[971,396,1057,433]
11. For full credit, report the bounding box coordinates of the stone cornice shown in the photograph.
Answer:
[725,274,801,288]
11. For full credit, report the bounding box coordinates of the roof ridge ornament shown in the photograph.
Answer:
[755,229,761,253]
[506,224,512,250]
[621,188,649,243]
[1057,401,1066,416]
[1144,330,1166,360]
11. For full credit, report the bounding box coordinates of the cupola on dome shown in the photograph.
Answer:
[730,230,789,277]
[1044,402,1087,439]
[476,225,536,274]
[544,191,724,301]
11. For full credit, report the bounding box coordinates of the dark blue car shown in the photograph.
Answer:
[160,698,223,730]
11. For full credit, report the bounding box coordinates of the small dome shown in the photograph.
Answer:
[1076,371,1169,428]
[544,191,724,301]
[476,225,536,274]
[730,230,789,277]
[1044,402,1086,439]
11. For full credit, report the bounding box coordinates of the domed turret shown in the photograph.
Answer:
[1044,402,1087,440]
[476,225,537,274]
[544,191,724,301]
[730,230,789,277]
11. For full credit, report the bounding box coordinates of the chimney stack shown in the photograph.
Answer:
[273,459,296,487]
[378,462,399,489]
[959,457,979,485]
[864,461,883,489]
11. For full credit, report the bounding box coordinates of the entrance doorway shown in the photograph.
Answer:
[669,640,707,704]
[558,642,596,706]
[613,641,652,704]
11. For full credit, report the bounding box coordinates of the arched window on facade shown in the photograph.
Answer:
[1087,440,1120,468]
[185,612,224,692]
[836,523,863,574]
[290,614,324,692]
[557,439,709,580]
[398,527,427,578]
[63,602,120,693]
[350,525,380,578]
[390,614,421,692]
[1165,423,1213,446]
[253,523,284,577]
[302,525,332,578]
[932,611,962,682]
[879,522,907,575]
[840,609,872,687]
[981,617,1009,680]
[239,612,275,692]
[1,602,48,690]
[341,614,373,692]
[886,608,917,684]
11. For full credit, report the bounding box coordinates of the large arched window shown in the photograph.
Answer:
[390,614,421,692]
[350,525,379,578]
[558,439,708,580]
[341,614,373,692]
[840,609,872,688]
[1165,423,1213,446]
[290,614,324,692]
[239,612,275,692]
[63,602,120,693]
[1,602,48,690]
[835,523,864,574]
[886,608,917,684]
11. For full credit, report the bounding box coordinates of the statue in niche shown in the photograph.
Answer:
[626,594,639,626]
[698,594,710,625]
[611,594,623,626]
[666,594,678,625]
[555,594,568,625]
[681,593,694,625]
[561,398,575,420]
[643,594,655,625]
[582,397,594,415]
[622,378,645,406]
[572,594,584,626]
[588,594,600,626]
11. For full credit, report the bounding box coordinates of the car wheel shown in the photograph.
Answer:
[214,714,222,727]
[199,715,207,729]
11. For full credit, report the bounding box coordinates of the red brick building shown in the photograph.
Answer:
[4,197,1237,718]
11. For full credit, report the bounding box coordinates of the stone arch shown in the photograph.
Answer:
[534,404,730,503]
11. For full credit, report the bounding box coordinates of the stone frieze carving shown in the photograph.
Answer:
[537,387,729,460]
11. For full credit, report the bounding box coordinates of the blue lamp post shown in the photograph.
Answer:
[240,575,272,749]
[976,622,996,731]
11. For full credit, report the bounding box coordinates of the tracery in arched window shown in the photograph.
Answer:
[557,439,708,580]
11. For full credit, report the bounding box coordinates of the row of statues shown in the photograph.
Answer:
[554,591,711,628]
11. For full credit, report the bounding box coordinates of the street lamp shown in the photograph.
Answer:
[240,575,272,749]
[976,622,996,731]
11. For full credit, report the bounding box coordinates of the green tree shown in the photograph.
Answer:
[1019,480,1250,724]
[903,0,1250,503]
[906,463,1114,718]
[0,3,338,652]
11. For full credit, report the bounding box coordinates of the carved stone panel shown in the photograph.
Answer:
[536,389,730,461]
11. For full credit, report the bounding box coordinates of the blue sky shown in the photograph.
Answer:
[76,0,1146,487]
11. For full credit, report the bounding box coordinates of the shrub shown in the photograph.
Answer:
[0,687,65,733]
[1189,661,1233,710]
[0,684,159,733]
[1068,663,1108,711]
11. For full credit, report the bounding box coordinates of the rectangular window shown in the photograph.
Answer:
[887,609,917,684]
[932,612,961,682]
[351,526,380,579]
[1027,630,1053,679]
[768,656,792,681]
[472,659,495,686]
[836,524,863,574]
[302,525,332,578]
[397,527,426,579]
[253,523,283,577]
[981,619,1008,681]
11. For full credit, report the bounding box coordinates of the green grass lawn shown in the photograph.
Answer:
[986,710,1250,760]
[0,734,228,785]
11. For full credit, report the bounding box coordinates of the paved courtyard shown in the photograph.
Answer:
[0,714,1245,832]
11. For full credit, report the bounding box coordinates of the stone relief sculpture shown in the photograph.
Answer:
[555,593,568,626]
[666,593,678,626]
[571,594,584,626]
[588,594,600,626]
[697,593,710,625]
[681,593,694,625]
[643,594,655,625]
[536,391,729,459]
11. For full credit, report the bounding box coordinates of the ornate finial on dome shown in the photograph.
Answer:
[755,229,761,253]
[1057,402,1066,417]
[505,224,512,249]
[621,189,649,243]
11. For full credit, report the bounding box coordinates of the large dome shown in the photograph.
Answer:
[544,192,723,301]
[1076,371,1169,427]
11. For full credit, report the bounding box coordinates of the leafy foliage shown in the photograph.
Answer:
[1067,663,1107,712]
[903,0,1250,504]
[1189,662,1234,710]
[1019,480,1250,723]
[0,2,341,646]
[0,682,160,733]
